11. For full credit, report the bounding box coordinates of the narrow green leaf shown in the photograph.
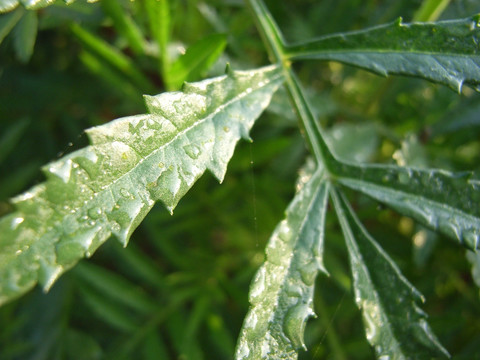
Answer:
[12,9,37,63]
[78,284,139,332]
[165,33,227,90]
[331,188,449,359]
[70,22,154,92]
[413,0,451,22]
[101,0,145,55]
[331,161,480,251]
[73,262,157,314]
[144,0,170,75]
[286,15,480,92]
[0,7,23,44]
[235,164,329,360]
[0,65,284,306]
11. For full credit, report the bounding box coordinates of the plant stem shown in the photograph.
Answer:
[245,0,338,171]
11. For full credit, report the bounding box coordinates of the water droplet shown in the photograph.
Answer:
[120,188,132,199]
[183,144,201,159]
[223,126,230,133]
[298,261,319,286]
[249,266,266,304]
[158,162,165,168]
[48,159,73,183]
[87,207,102,219]
[11,217,24,230]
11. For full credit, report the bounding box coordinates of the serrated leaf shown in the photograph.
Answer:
[286,15,480,92]
[330,161,480,251]
[0,65,284,306]
[12,9,37,63]
[331,188,449,359]
[165,33,228,90]
[235,163,329,360]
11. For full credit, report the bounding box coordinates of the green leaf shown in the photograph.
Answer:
[101,0,145,55]
[12,9,37,63]
[0,6,23,44]
[330,161,480,251]
[0,65,284,306]
[144,0,170,75]
[70,23,154,93]
[466,250,480,289]
[331,188,449,359]
[165,33,228,90]
[0,0,19,13]
[235,162,329,360]
[413,0,451,22]
[285,15,480,92]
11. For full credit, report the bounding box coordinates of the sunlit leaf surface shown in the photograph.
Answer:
[332,189,450,359]
[331,161,480,251]
[236,163,329,360]
[0,65,283,305]
[286,15,480,92]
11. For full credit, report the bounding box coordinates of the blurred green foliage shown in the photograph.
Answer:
[0,0,479,359]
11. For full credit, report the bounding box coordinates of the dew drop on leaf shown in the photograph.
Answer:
[183,144,201,159]
[282,302,312,350]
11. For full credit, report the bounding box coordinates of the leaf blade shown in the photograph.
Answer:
[332,162,480,251]
[331,188,449,359]
[286,16,480,92]
[165,33,228,90]
[235,163,329,360]
[0,65,284,306]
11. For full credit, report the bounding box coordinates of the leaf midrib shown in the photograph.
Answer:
[20,69,284,257]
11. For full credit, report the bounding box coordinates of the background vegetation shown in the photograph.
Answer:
[0,0,479,359]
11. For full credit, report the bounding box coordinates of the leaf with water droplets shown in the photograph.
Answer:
[0,65,284,306]
[235,162,329,360]
[331,188,450,360]
[286,15,480,92]
[330,160,480,251]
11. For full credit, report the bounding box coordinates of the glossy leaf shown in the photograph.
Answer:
[330,161,480,251]
[0,65,284,306]
[285,15,480,92]
[236,163,329,360]
[331,188,449,359]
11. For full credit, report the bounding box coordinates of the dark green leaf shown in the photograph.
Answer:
[13,9,37,63]
[0,65,284,306]
[286,15,480,92]
[236,163,329,359]
[331,188,449,359]
[0,6,23,44]
[330,161,480,251]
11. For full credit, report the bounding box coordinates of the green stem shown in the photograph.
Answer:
[245,0,337,170]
